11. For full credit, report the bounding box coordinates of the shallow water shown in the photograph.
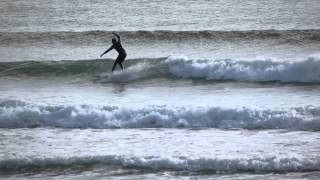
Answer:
[1,128,320,179]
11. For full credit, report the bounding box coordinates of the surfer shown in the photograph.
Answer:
[100,32,127,72]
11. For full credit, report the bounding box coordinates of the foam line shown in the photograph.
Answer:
[0,100,319,130]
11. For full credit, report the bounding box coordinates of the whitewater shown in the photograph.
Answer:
[0,99,320,130]
[2,56,320,83]
[1,0,320,179]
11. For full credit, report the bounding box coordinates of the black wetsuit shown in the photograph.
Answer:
[100,33,127,72]
[112,41,126,71]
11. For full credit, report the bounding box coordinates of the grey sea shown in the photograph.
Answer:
[1,0,320,179]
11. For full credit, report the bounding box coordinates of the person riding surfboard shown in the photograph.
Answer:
[100,32,127,72]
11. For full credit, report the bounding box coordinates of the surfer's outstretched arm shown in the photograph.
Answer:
[112,32,121,42]
[100,45,114,57]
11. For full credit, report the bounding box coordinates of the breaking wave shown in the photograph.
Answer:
[0,100,320,130]
[2,56,320,83]
[164,56,320,83]
[1,155,319,174]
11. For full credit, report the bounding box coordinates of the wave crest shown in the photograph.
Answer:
[1,155,319,173]
[2,56,320,83]
[164,56,320,83]
[0,100,319,130]
[95,55,320,83]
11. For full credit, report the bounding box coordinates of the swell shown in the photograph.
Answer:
[0,58,158,76]
[2,56,320,83]
[1,100,320,130]
[1,29,320,45]
[1,155,319,174]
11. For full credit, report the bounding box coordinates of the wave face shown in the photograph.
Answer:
[2,56,320,83]
[0,100,319,130]
[164,56,320,83]
[1,29,320,45]
[1,155,319,174]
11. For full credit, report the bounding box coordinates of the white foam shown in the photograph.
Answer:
[0,100,319,130]
[164,56,320,83]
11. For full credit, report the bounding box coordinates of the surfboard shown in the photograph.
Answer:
[94,73,110,78]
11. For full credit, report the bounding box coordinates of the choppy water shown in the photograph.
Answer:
[1,0,320,179]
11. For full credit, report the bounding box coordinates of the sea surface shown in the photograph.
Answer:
[1,0,320,179]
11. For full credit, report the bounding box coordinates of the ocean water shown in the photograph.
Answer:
[1,0,320,179]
